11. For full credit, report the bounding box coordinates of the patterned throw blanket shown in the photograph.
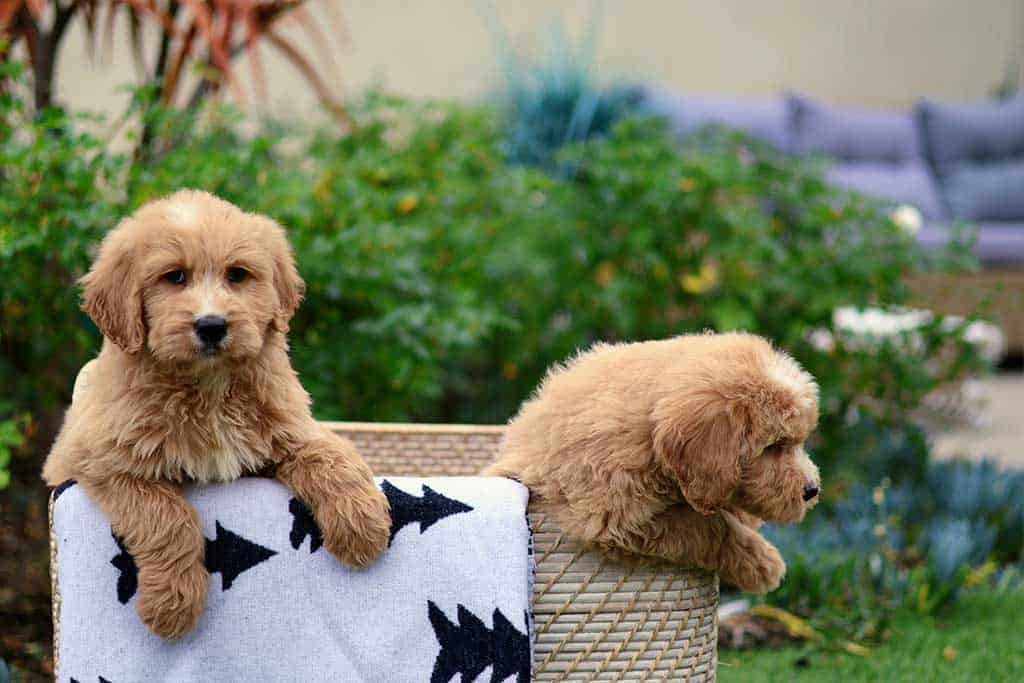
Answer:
[51,476,533,682]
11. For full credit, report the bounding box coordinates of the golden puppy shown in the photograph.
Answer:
[43,190,391,639]
[486,332,820,593]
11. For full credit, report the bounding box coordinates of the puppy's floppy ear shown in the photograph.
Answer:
[651,386,755,515]
[267,221,305,333]
[80,230,146,353]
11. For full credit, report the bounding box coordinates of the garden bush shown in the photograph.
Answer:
[1,60,988,482]
[1,62,128,485]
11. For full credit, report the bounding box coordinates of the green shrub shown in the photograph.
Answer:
[0,68,987,485]
[287,97,560,420]
[0,412,28,490]
[0,63,127,473]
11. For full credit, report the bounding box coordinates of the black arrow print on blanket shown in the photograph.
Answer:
[70,677,112,683]
[205,521,277,590]
[382,481,474,544]
[288,483,475,552]
[428,602,531,683]
[288,498,323,552]
[110,532,138,604]
[111,522,276,601]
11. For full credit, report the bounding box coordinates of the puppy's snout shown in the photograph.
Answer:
[802,483,820,502]
[195,315,228,346]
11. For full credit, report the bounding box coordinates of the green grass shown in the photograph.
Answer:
[719,590,1024,682]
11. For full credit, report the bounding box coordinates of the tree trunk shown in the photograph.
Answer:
[29,0,80,112]
[32,37,56,111]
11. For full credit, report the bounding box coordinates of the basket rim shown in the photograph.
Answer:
[322,421,506,435]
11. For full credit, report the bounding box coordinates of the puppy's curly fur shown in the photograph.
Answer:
[485,333,820,593]
[43,190,391,639]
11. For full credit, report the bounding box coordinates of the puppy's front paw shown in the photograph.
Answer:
[723,540,786,594]
[718,514,786,594]
[320,484,391,569]
[136,558,209,639]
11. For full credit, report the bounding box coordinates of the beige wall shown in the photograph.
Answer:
[56,0,1024,118]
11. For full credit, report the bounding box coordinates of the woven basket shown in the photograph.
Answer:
[328,422,719,681]
[50,422,719,681]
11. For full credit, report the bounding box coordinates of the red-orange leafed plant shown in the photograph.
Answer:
[0,0,346,118]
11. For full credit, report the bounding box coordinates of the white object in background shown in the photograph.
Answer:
[890,204,923,236]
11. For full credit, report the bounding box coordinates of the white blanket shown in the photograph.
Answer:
[52,476,533,683]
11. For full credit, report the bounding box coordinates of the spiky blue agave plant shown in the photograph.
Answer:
[761,458,1024,615]
[480,7,643,176]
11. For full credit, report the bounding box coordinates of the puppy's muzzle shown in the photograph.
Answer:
[195,315,228,349]
[802,484,820,502]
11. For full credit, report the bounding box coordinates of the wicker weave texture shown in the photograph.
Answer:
[329,422,719,681]
[49,491,62,678]
[324,422,505,476]
[529,510,718,681]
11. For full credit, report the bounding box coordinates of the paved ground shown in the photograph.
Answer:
[932,372,1024,467]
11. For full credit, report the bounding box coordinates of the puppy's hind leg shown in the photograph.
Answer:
[83,473,209,639]
[275,428,391,569]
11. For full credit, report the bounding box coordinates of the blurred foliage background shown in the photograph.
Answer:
[2,64,983,464]
[0,12,1019,676]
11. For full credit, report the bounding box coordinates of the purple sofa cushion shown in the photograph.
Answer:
[916,95,1024,221]
[944,160,1024,221]
[641,87,791,150]
[827,163,947,220]
[916,95,1024,175]
[788,94,922,163]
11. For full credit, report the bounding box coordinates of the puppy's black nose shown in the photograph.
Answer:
[803,484,820,502]
[195,315,227,345]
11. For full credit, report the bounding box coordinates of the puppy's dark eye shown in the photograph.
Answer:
[226,267,249,284]
[163,270,186,285]
[763,441,785,455]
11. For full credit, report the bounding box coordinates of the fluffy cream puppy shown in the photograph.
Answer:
[487,333,821,593]
[44,190,391,639]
